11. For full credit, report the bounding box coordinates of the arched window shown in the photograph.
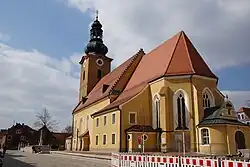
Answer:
[152,94,160,129]
[202,88,215,108]
[173,90,189,130]
[201,128,210,145]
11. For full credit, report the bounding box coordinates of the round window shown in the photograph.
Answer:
[142,134,148,141]
[96,58,104,66]
[127,134,131,141]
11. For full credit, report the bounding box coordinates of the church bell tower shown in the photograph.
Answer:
[79,11,113,100]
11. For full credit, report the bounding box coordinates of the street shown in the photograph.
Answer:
[3,150,110,167]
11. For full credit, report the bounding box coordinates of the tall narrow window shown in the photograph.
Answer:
[112,113,116,124]
[203,93,210,108]
[104,116,107,126]
[201,129,210,145]
[112,133,115,144]
[129,113,136,124]
[96,135,99,145]
[152,94,160,129]
[176,93,188,130]
[82,71,85,80]
[103,134,107,145]
[97,69,102,80]
[96,118,99,127]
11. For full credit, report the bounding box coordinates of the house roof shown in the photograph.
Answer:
[92,31,217,116]
[238,107,250,119]
[73,49,145,113]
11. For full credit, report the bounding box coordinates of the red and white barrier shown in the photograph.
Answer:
[111,153,250,167]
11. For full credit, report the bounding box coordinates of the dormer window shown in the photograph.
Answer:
[16,130,21,134]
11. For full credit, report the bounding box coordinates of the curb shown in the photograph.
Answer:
[52,152,111,161]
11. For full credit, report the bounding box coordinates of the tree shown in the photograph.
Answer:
[62,125,72,133]
[34,107,58,131]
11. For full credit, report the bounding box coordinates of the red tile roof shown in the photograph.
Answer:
[73,49,145,113]
[92,31,218,116]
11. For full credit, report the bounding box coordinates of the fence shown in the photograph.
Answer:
[111,153,250,167]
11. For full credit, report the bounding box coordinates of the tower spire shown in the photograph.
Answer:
[84,11,108,55]
[95,10,99,20]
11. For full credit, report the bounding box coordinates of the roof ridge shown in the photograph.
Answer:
[164,31,183,75]
[108,49,145,94]
[182,31,195,73]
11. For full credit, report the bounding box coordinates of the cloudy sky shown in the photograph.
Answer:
[0,0,249,131]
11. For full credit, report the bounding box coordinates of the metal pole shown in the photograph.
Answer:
[182,131,185,156]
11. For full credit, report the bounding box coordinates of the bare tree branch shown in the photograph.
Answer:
[62,125,72,133]
[33,107,59,131]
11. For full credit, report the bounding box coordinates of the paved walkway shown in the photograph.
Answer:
[51,151,111,160]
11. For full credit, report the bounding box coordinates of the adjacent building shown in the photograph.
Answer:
[71,15,250,155]
[237,107,250,125]
[0,129,7,148]
[6,123,38,149]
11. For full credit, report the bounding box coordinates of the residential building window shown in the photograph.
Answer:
[16,130,21,134]
[103,134,107,145]
[96,135,99,145]
[238,114,241,119]
[96,118,99,127]
[7,135,12,140]
[97,69,102,80]
[241,114,244,120]
[201,128,210,145]
[104,116,107,126]
[112,113,116,124]
[152,94,160,129]
[20,136,25,140]
[112,133,115,144]
[129,113,136,124]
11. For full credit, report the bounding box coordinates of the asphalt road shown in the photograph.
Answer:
[3,150,110,167]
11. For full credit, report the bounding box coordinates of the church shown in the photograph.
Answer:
[71,14,250,155]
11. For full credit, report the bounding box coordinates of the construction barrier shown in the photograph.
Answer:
[111,153,250,167]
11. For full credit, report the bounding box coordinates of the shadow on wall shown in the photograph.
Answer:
[3,153,37,167]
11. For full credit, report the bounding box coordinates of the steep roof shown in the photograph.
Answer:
[92,31,217,116]
[73,49,145,113]
[125,31,217,90]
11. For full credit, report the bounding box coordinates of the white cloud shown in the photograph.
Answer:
[0,33,10,42]
[64,0,250,70]
[0,43,79,131]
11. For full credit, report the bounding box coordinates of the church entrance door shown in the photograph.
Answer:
[235,131,246,150]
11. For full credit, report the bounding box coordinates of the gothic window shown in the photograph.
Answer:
[152,94,160,129]
[97,69,102,80]
[203,93,211,108]
[202,88,214,109]
[201,128,210,145]
[176,93,188,130]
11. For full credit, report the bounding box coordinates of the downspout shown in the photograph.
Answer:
[189,75,196,152]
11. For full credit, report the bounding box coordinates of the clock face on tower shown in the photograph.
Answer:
[96,58,104,66]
